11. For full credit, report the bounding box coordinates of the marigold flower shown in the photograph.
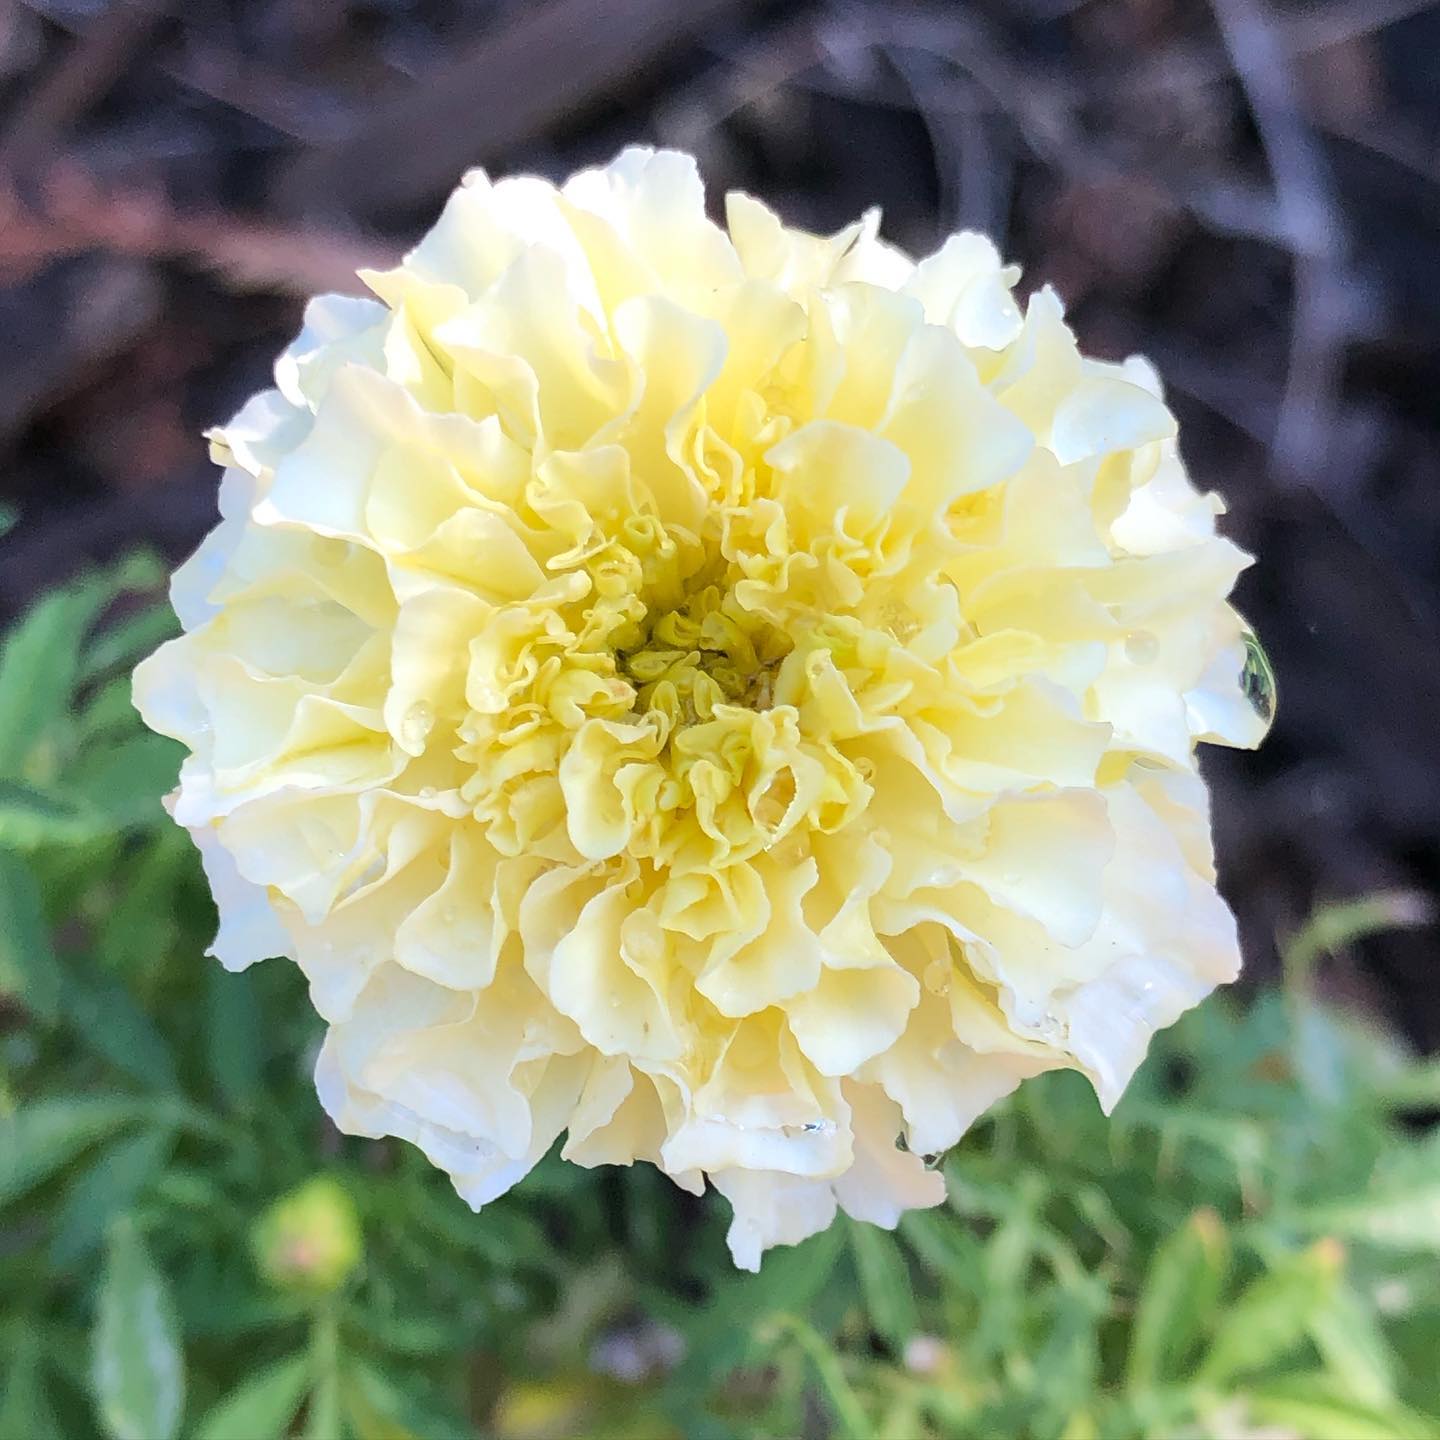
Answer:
[134,148,1270,1269]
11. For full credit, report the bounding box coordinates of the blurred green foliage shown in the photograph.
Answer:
[2,561,1439,1440]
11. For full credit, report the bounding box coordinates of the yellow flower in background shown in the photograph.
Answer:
[133,148,1269,1269]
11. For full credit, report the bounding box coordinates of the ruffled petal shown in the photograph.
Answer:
[134,144,1265,1269]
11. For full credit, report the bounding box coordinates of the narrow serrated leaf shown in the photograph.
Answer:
[64,964,178,1092]
[1290,1181,1440,1254]
[50,1128,176,1268]
[849,1221,918,1351]
[81,605,178,683]
[92,1219,185,1440]
[0,848,61,1023]
[762,1315,869,1440]
[0,1331,62,1440]
[66,733,183,830]
[0,780,105,849]
[0,585,105,773]
[204,963,264,1111]
[1198,1240,1343,1386]
[194,1354,310,1440]
[1308,1282,1398,1405]
[1126,1207,1230,1388]
[1245,1374,1434,1440]
[0,1098,151,1208]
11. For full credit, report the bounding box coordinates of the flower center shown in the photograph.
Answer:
[617,582,789,727]
[444,494,872,869]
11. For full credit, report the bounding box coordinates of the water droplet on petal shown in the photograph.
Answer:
[1123,629,1159,666]
[400,701,434,751]
[1240,625,1277,734]
[923,959,951,996]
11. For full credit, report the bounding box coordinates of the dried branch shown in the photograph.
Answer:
[1,0,173,170]
[277,0,764,218]
[0,163,396,295]
[1210,0,1355,482]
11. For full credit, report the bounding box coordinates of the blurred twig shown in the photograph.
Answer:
[1124,0,1438,96]
[1210,0,1356,482]
[0,163,395,294]
[277,0,764,218]
[16,0,351,141]
[0,0,172,171]
[1282,890,1433,996]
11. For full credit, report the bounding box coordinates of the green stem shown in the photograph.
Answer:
[305,1304,342,1440]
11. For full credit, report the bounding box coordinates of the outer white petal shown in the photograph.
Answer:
[861,988,1048,1157]
[832,1085,945,1227]
[1028,777,1240,1107]
[189,823,290,972]
[275,294,389,411]
[712,1169,838,1273]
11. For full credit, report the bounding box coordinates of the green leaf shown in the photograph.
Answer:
[0,584,105,774]
[67,733,183,830]
[193,1355,310,1440]
[1034,1286,1104,1428]
[1378,1058,1440,1110]
[899,1208,983,1291]
[81,604,178,682]
[205,963,264,1112]
[741,1212,846,1315]
[92,1219,185,1440]
[1308,1281,1398,1406]
[96,827,189,976]
[1244,1374,1436,1440]
[849,1220,918,1351]
[50,1128,176,1269]
[1126,1207,1230,1388]
[345,1362,469,1440]
[1287,1136,1440,1254]
[1198,1240,1343,1386]
[1282,892,1432,998]
[761,1314,870,1440]
[973,1202,1046,1362]
[0,1098,151,1208]
[0,780,105,849]
[0,849,61,1023]
[63,962,178,1091]
[0,1330,62,1440]
[668,1225,844,1396]
[1056,1412,1101,1440]
[77,674,147,743]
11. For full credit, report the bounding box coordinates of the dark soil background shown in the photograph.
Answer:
[1,0,1436,1042]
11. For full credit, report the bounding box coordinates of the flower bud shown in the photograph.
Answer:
[252,1176,362,1295]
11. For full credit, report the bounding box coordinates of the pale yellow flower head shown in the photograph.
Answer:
[134,148,1268,1268]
